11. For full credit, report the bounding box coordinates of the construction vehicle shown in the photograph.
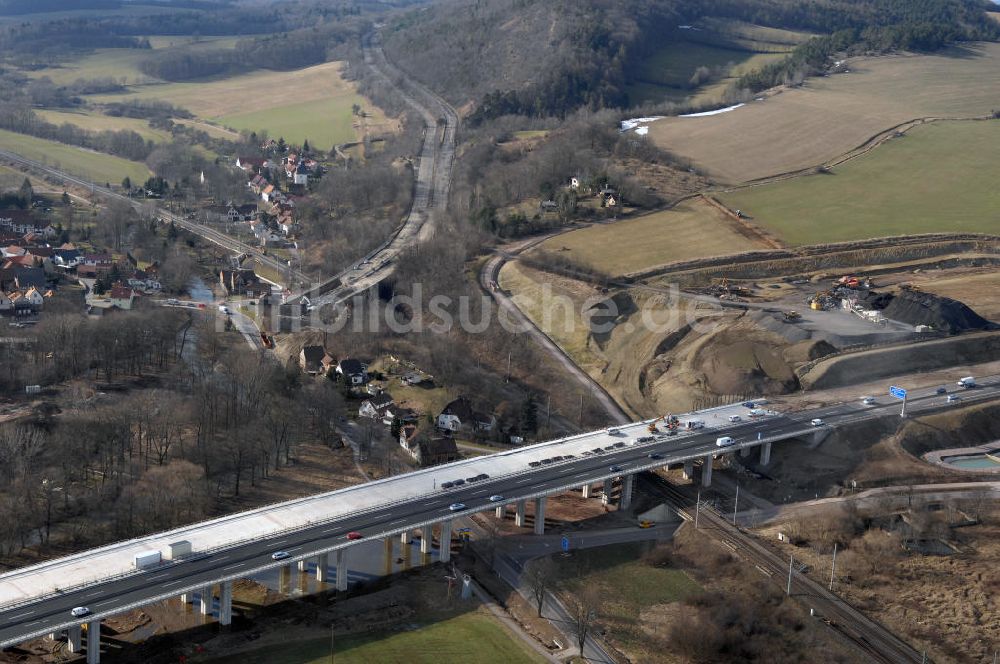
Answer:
[260,331,274,348]
[648,414,680,433]
[782,310,802,322]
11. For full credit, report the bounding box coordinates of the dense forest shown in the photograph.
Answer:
[383,0,1000,123]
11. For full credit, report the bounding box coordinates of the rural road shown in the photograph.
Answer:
[480,235,631,426]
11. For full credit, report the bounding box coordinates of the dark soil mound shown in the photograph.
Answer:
[865,290,995,334]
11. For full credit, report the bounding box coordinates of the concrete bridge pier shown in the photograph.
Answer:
[383,537,394,575]
[420,529,432,554]
[219,581,233,626]
[199,586,213,615]
[67,625,82,653]
[682,460,694,481]
[180,591,190,605]
[401,530,411,545]
[495,504,505,519]
[439,520,453,563]
[581,483,592,499]
[601,478,613,505]
[740,446,751,458]
[533,497,547,535]
[620,474,634,510]
[336,549,348,592]
[514,500,527,527]
[316,553,329,582]
[297,559,308,572]
[86,620,100,664]
[702,455,713,487]
[760,442,772,466]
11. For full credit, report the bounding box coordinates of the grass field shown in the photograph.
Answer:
[648,42,1000,183]
[35,109,171,143]
[88,61,382,149]
[0,128,151,184]
[560,543,701,653]
[718,120,1000,245]
[199,611,545,664]
[0,164,28,190]
[531,198,765,275]
[24,37,240,86]
[627,22,807,106]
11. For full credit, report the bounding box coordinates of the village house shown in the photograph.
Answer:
[127,269,161,293]
[219,269,270,298]
[109,285,137,310]
[399,425,459,466]
[436,397,496,433]
[381,404,416,427]
[299,345,327,375]
[358,391,394,419]
[0,210,56,237]
[336,358,368,385]
[0,291,11,313]
[235,156,269,174]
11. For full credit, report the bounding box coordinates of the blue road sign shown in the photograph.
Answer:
[889,385,907,400]
[561,536,570,552]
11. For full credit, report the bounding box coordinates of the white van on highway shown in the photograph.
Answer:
[715,436,735,447]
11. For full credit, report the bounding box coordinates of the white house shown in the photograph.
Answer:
[336,358,368,386]
[358,392,394,419]
[436,397,495,433]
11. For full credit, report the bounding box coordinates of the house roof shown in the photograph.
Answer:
[418,437,458,458]
[110,285,134,299]
[301,345,326,364]
[366,392,393,408]
[338,358,365,375]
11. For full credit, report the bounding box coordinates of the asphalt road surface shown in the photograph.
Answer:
[2,376,998,647]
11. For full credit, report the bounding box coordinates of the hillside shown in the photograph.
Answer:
[383,0,999,120]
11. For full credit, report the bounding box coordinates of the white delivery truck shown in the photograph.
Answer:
[715,436,735,447]
[134,550,161,570]
[957,377,976,389]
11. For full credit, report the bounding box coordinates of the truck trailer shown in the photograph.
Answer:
[133,550,161,570]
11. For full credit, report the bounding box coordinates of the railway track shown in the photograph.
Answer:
[641,474,926,664]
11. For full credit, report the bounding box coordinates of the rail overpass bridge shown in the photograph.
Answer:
[1,376,998,661]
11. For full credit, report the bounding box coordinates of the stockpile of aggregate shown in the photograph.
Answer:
[865,290,995,334]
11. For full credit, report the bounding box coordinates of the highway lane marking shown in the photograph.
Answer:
[85,591,104,598]
[215,556,230,562]
[148,573,170,580]
[8,611,35,619]
[223,563,243,570]
[287,546,303,552]
[163,580,185,588]
[322,528,339,534]
[95,599,117,607]
[24,620,41,626]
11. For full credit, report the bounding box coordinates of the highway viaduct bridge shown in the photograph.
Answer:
[1,376,998,661]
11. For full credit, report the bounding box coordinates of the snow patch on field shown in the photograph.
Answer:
[680,103,745,118]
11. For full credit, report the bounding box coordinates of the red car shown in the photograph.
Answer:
[346,531,363,540]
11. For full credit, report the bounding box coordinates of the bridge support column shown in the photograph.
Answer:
[401,530,411,545]
[702,455,713,487]
[383,537,394,575]
[219,580,233,626]
[439,520,453,563]
[682,460,694,481]
[86,620,100,664]
[180,592,190,605]
[740,446,751,458]
[581,483,592,499]
[336,549,348,592]
[420,529,432,554]
[199,586,213,615]
[67,625,83,653]
[620,474,634,510]
[533,497,547,535]
[298,559,308,572]
[514,500,527,527]
[601,478,613,505]
[760,442,772,467]
[316,553,329,582]
[495,504,505,519]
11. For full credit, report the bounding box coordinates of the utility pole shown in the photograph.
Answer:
[733,484,739,526]
[786,553,794,595]
[901,391,907,418]
[695,490,701,530]
[829,542,838,591]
